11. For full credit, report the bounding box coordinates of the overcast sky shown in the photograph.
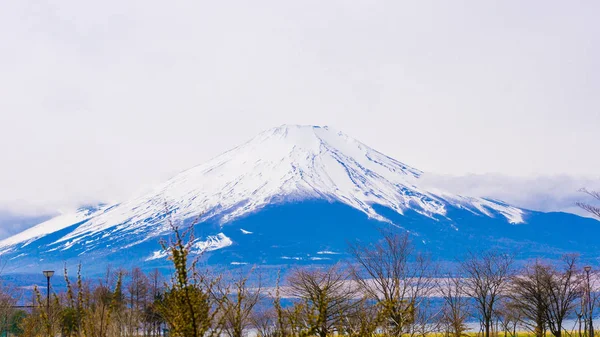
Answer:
[0,1,598,217]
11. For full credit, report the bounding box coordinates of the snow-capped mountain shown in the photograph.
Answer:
[1,125,598,273]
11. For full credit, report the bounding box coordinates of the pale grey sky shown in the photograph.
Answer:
[0,1,598,215]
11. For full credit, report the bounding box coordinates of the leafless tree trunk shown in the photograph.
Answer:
[509,261,551,337]
[272,270,289,337]
[583,269,600,337]
[543,254,583,337]
[349,230,437,336]
[440,274,471,337]
[408,296,442,337]
[218,268,263,337]
[337,297,381,337]
[124,267,150,336]
[460,250,514,337]
[0,284,17,336]
[251,306,279,337]
[287,264,357,337]
[146,268,164,337]
[496,299,520,337]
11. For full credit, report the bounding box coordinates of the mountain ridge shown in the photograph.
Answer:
[0,125,597,274]
[0,125,523,251]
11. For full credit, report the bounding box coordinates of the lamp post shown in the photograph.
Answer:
[42,270,54,316]
[585,266,594,337]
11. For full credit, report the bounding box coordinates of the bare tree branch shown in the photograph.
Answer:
[577,188,600,218]
[460,250,514,337]
[349,230,438,337]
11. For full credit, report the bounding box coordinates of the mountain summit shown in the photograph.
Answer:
[1,125,598,273]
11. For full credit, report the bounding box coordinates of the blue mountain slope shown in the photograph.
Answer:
[1,199,598,276]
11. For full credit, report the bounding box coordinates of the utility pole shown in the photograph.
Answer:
[42,270,55,336]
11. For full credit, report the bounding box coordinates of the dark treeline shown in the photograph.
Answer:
[0,195,599,337]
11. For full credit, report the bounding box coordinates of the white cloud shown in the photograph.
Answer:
[419,173,600,217]
[0,1,598,214]
[0,210,55,239]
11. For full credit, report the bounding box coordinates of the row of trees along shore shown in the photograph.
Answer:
[0,191,598,337]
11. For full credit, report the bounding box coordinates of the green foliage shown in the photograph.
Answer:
[7,310,26,335]
[60,307,80,336]
[159,285,211,336]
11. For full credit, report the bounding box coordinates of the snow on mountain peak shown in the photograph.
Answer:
[157,124,426,220]
[0,125,524,252]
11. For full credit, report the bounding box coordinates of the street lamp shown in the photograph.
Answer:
[42,270,54,314]
[585,266,594,337]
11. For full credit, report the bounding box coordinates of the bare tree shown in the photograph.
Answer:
[349,230,437,336]
[287,264,357,337]
[577,189,600,218]
[408,296,442,337]
[495,299,520,337]
[543,254,583,337]
[0,258,18,334]
[284,300,308,337]
[460,250,514,337]
[582,268,600,337]
[440,274,471,337]
[272,270,289,337]
[218,268,263,337]
[509,261,551,337]
[0,285,18,336]
[251,306,279,337]
[121,267,151,336]
[336,297,381,337]
[145,268,164,336]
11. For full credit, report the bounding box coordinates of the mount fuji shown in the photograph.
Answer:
[1,125,599,274]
